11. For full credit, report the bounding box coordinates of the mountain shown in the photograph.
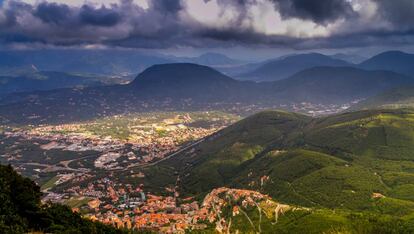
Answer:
[331,53,367,64]
[238,53,351,81]
[0,63,272,124]
[271,66,413,103]
[1,64,412,125]
[128,63,260,101]
[137,108,414,217]
[352,86,414,110]
[214,61,264,77]
[0,164,127,233]
[176,53,244,67]
[359,51,414,77]
[0,49,173,76]
[0,71,118,95]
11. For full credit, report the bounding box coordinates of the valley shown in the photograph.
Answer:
[4,108,414,232]
[2,55,414,232]
[2,1,414,233]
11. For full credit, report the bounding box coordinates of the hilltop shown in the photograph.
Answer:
[359,51,414,77]
[128,63,260,101]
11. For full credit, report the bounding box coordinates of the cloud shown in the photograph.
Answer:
[0,0,413,50]
[34,2,71,24]
[374,0,414,30]
[79,5,122,26]
[274,0,355,24]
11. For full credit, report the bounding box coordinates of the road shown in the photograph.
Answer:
[22,162,88,172]
[22,138,205,173]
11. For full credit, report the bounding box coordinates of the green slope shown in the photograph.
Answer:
[194,188,414,234]
[353,86,414,110]
[139,109,414,216]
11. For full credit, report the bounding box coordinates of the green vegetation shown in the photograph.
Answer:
[64,197,94,209]
[195,201,414,234]
[142,109,414,216]
[6,108,414,232]
[353,86,414,110]
[0,164,131,233]
[40,176,59,191]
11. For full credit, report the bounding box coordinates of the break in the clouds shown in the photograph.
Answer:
[0,0,413,49]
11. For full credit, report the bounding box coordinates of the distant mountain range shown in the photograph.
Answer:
[173,52,244,67]
[331,53,367,63]
[2,49,413,83]
[359,51,414,77]
[0,50,249,77]
[238,53,352,81]
[0,71,122,95]
[237,51,414,82]
[0,63,412,124]
[272,66,412,103]
[0,49,174,76]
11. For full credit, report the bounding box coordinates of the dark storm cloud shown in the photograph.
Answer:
[34,2,71,24]
[152,0,182,14]
[34,2,122,27]
[374,0,414,30]
[79,5,122,26]
[273,0,355,24]
[0,0,413,50]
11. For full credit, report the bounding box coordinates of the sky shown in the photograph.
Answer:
[0,0,414,59]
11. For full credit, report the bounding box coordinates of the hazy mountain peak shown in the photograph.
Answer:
[198,52,233,59]
[239,53,350,81]
[360,50,414,77]
[131,63,234,85]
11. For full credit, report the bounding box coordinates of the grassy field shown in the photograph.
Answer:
[63,196,93,208]
[40,175,59,191]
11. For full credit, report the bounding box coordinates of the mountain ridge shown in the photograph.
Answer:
[238,53,352,81]
[133,108,414,215]
[359,50,414,77]
[1,63,413,124]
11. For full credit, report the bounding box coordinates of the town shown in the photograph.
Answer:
[0,111,239,172]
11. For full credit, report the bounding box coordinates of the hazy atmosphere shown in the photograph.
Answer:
[2,1,414,233]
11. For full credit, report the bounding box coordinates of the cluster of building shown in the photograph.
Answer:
[41,174,202,232]
[2,114,225,171]
[287,100,360,116]
[44,173,277,233]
